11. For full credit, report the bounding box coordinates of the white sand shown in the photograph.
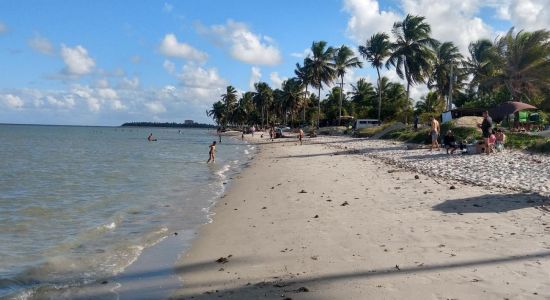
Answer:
[172,134,550,300]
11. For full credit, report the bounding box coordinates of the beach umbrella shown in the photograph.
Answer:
[489,101,537,122]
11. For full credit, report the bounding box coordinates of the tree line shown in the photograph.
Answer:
[208,14,550,128]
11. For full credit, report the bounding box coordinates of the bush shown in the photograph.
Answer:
[354,122,395,138]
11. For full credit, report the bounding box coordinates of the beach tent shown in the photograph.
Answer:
[489,101,537,122]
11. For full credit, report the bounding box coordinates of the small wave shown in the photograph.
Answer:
[244,149,249,155]
[97,222,116,231]
[215,164,231,178]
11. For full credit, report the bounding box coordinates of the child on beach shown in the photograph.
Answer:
[207,141,216,163]
[495,129,506,152]
[298,128,304,145]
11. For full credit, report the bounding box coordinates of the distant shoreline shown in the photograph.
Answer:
[121,122,217,129]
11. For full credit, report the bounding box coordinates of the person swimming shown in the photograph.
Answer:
[147,133,157,141]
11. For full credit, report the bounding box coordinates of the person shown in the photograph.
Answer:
[241,131,244,141]
[298,128,304,145]
[147,133,157,141]
[488,130,497,153]
[414,114,419,131]
[478,111,493,155]
[430,116,440,151]
[207,141,216,163]
[443,130,459,154]
[269,128,273,140]
[495,128,506,152]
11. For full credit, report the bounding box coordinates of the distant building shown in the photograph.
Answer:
[184,120,194,124]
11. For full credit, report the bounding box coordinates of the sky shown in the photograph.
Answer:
[0,0,549,126]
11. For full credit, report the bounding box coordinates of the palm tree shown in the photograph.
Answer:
[295,62,312,124]
[387,14,436,123]
[427,41,463,110]
[334,45,362,125]
[253,82,273,128]
[206,101,226,126]
[491,28,550,102]
[305,41,336,127]
[359,32,391,124]
[221,86,238,126]
[349,78,376,118]
[281,77,304,125]
[415,91,445,114]
[463,39,498,95]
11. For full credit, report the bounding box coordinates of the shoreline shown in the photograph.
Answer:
[171,134,550,299]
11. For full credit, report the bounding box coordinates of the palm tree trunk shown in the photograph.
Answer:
[339,76,343,126]
[405,82,410,124]
[376,67,382,125]
[317,86,321,128]
[303,86,308,124]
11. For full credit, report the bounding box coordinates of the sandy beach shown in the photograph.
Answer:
[172,134,550,300]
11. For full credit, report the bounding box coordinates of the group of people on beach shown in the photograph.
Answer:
[430,111,505,155]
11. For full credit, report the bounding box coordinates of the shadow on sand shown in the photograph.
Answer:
[433,193,550,214]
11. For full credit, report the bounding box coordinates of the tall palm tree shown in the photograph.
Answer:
[427,41,463,110]
[359,32,391,123]
[463,39,498,95]
[253,82,273,128]
[334,45,362,125]
[491,28,550,102]
[387,14,436,123]
[295,62,312,124]
[305,41,336,128]
[221,86,238,126]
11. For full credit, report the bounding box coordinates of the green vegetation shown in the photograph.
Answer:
[506,133,550,152]
[354,122,396,138]
[206,14,550,133]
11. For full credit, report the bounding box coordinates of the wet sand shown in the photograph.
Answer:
[172,134,550,300]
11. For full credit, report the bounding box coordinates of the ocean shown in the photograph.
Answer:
[0,124,253,299]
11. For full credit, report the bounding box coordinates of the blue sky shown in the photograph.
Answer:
[0,0,548,125]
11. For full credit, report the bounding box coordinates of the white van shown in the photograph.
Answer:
[354,119,380,129]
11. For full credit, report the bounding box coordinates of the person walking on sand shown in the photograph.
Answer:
[478,111,493,155]
[207,141,216,163]
[298,128,304,145]
[430,116,440,151]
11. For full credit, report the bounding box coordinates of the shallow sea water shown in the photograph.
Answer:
[0,124,253,299]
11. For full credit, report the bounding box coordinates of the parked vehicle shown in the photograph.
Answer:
[353,119,380,129]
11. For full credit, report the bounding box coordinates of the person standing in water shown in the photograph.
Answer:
[207,141,216,163]
[147,133,157,141]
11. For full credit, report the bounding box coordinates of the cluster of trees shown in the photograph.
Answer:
[208,14,550,128]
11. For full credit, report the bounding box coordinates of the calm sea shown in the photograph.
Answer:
[0,124,253,299]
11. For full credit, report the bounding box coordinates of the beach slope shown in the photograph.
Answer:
[172,137,550,299]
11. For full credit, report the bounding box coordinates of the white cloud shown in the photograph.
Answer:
[46,95,75,109]
[145,101,166,114]
[201,20,282,65]
[159,33,208,62]
[97,88,118,100]
[163,59,176,74]
[119,77,140,90]
[1,94,24,109]
[270,72,286,89]
[28,34,54,55]
[95,78,110,88]
[401,0,493,53]
[502,0,550,31]
[249,66,262,90]
[343,0,401,43]
[0,21,7,34]
[60,44,96,76]
[163,2,173,12]
[290,48,313,59]
[131,55,141,64]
